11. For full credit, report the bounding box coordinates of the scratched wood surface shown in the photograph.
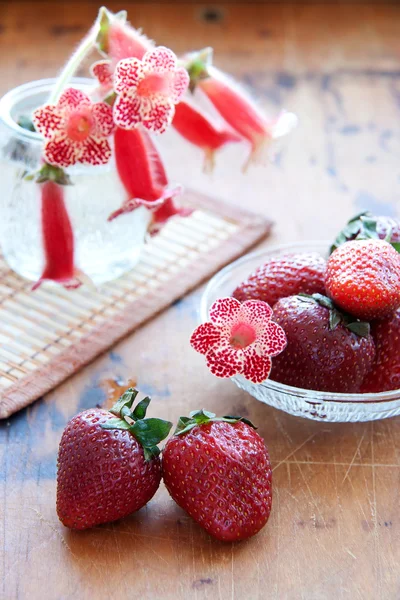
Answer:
[1,3,400,599]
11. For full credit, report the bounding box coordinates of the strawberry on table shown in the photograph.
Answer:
[162,410,272,542]
[57,388,172,530]
[232,253,326,307]
[325,239,400,321]
[361,309,400,393]
[270,294,376,393]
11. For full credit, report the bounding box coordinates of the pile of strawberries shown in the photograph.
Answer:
[57,389,272,541]
[233,212,400,394]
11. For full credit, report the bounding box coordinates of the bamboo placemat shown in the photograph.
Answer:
[0,190,271,418]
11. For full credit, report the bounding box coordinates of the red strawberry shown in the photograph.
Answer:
[330,211,400,252]
[162,410,272,542]
[232,252,326,306]
[57,388,172,530]
[270,294,376,393]
[361,309,400,393]
[325,239,400,321]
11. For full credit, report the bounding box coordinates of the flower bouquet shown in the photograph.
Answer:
[0,7,296,289]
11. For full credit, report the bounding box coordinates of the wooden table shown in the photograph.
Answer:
[1,2,400,598]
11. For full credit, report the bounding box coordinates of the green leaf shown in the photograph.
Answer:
[174,422,197,436]
[35,164,72,186]
[132,396,151,420]
[329,309,342,330]
[110,387,138,418]
[346,321,370,338]
[297,293,316,304]
[312,293,334,310]
[391,242,400,253]
[221,415,257,429]
[101,418,131,431]
[143,446,161,461]
[189,409,215,421]
[130,418,172,448]
[330,211,374,253]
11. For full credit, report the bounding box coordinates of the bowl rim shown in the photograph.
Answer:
[200,241,400,406]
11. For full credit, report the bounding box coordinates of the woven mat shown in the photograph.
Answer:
[0,190,271,418]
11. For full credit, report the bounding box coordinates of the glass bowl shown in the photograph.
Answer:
[200,241,400,422]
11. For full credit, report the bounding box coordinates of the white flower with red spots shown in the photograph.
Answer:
[33,88,115,168]
[113,46,190,134]
[190,297,287,384]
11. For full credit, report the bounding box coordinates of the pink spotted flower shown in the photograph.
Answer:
[33,88,115,168]
[190,297,287,384]
[113,46,190,134]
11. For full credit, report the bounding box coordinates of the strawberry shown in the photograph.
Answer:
[57,388,172,530]
[270,294,376,392]
[162,410,272,542]
[330,211,400,252]
[325,239,400,320]
[232,253,326,306]
[361,309,400,393]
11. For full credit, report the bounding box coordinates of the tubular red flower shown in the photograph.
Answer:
[172,99,242,172]
[199,66,297,168]
[148,198,193,236]
[109,126,184,225]
[190,297,287,383]
[32,181,81,290]
[33,88,114,168]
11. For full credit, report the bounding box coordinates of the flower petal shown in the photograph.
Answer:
[91,60,114,87]
[257,321,287,357]
[58,88,91,112]
[209,297,242,327]
[140,95,175,134]
[242,348,272,384]
[114,58,145,95]
[143,46,177,73]
[32,105,63,138]
[91,102,115,137]
[242,300,273,324]
[206,346,244,379]
[190,322,221,355]
[170,67,190,103]
[80,136,112,166]
[113,90,142,129]
[270,111,298,139]
[43,134,80,168]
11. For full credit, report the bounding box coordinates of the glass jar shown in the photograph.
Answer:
[0,78,150,285]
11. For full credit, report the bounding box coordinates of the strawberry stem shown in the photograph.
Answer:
[174,410,255,436]
[102,387,172,460]
[298,293,371,337]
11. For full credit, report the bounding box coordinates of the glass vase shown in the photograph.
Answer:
[0,78,150,286]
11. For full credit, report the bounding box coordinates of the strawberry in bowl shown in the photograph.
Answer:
[198,214,400,422]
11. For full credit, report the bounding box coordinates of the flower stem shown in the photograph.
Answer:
[48,19,100,104]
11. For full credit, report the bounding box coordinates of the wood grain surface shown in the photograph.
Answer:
[1,3,400,599]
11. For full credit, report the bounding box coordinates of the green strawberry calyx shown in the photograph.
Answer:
[330,211,400,254]
[101,387,172,460]
[174,409,256,437]
[298,293,371,337]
